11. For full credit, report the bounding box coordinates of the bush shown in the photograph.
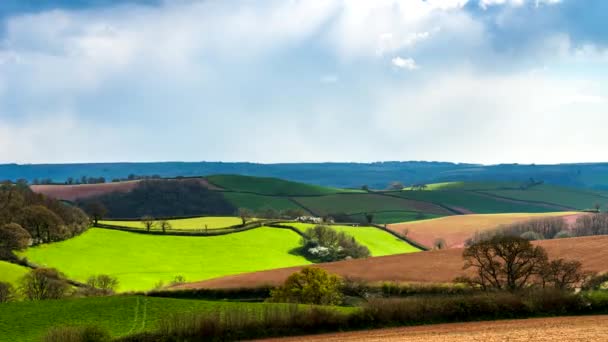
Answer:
[20,268,70,300]
[83,275,119,296]
[0,281,16,303]
[43,325,110,342]
[582,273,608,291]
[269,267,343,305]
[520,231,544,241]
[300,225,370,262]
[553,230,572,239]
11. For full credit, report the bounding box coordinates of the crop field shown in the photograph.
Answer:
[182,235,608,289]
[0,296,298,342]
[0,261,29,287]
[479,185,608,210]
[207,174,358,196]
[99,216,242,230]
[293,193,452,217]
[222,192,306,212]
[394,190,558,214]
[264,315,608,342]
[387,212,583,248]
[20,228,310,291]
[284,223,420,256]
[347,211,442,224]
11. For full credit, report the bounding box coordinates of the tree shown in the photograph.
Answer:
[300,225,370,262]
[433,238,446,250]
[158,220,172,233]
[269,267,343,305]
[84,202,107,225]
[0,282,15,303]
[457,236,548,291]
[388,181,404,191]
[0,223,31,251]
[18,205,64,243]
[141,216,156,232]
[237,208,253,225]
[85,274,119,296]
[539,258,590,290]
[20,268,69,300]
[364,213,374,224]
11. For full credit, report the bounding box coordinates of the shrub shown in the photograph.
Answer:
[582,273,608,291]
[20,268,70,300]
[300,225,370,262]
[520,231,544,241]
[553,230,572,239]
[43,325,110,342]
[269,267,343,305]
[0,281,16,303]
[84,275,119,296]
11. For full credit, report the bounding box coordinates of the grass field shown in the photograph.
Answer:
[20,228,311,291]
[99,216,242,230]
[0,261,29,287]
[293,193,452,216]
[347,211,443,224]
[222,192,306,212]
[284,223,420,256]
[395,190,557,214]
[409,182,522,191]
[207,175,358,196]
[480,185,608,210]
[387,212,583,248]
[0,296,301,342]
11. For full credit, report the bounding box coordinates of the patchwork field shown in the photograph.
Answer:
[180,235,608,289]
[222,192,306,212]
[387,212,584,248]
[0,296,297,342]
[480,185,608,210]
[0,261,29,287]
[263,315,608,342]
[99,216,242,230]
[208,174,358,196]
[284,223,420,256]
[20,228,311,291]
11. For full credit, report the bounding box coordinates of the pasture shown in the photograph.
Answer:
[20,228,310,291]
[0,261,29,287]
[207,174,356,196]
[387,212,583,248]
[99,216,242,230]
[285,223,420,256]
[222,192,306,212]
[479,185,608,210]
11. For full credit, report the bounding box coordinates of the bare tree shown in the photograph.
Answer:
[540,259,591,290]
[237,208,253,225]
[159,220,172,233]
[141,216,156,232]
[20,268,69,300]
[84,201,107,225]
[0,223,31,251]
[18,205,64,244]
[0,282,15,303]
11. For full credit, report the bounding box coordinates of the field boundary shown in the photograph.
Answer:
[471,190,576,210]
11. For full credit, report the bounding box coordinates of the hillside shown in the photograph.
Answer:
[0,261,29,287]
[178,235,608,289]
[207,174,358,195]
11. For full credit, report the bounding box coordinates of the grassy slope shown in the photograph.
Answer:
[99,216,242,230]
[0,296,299,342]
[348,211,443,224]
[208,174,360,196]
[0,261,29,287]
[222,192,305,212]
[415,181,522,191]
[20,228,310,291]
[480,185,608,209]
[285,223,420,256]
[395,190,555,213]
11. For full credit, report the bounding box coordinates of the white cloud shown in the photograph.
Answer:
[391,56,419,70]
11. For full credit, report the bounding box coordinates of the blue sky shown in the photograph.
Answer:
[0,0,606,164]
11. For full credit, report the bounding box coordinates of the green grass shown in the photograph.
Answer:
[284,223,420,256]
[20,228,310,292]
[208,174,359,196]
[99,216,242,230]
[395,190,556,214]
[293,193,451,216]
[407,181,522,191]
[0,296,306,342]
[0,261,29,287]
[480,184,608,209]
[222,192,306,212]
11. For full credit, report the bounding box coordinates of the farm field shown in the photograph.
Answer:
[263,315,608,342]
[20,228,311,291]
[99,216,242,230]
[0,261,29,287]
[387,212,583,248]
[207,174,358,196]
[479,185,608,210]
[222,192,306,212]
[409,181,523,191]
[348,211,442,224]
[179,235,608,289]
[0,296,303,342]
[284,223,420,256]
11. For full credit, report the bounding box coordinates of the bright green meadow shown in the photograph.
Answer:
[99,216,242,230]
[0,261,29,287]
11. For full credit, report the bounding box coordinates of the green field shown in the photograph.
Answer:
[20,228,310,291]
[208,174,358,196]
[480,185,608,209]
[0,296,306,342]
[293,193,451,216]
[99,216,242,230]
[410,181,522,191]
[348,211,443,224]
[0,261,29,287]
[284,223,420,256]
[222,192,306,212]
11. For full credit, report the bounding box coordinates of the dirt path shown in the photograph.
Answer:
[258,315,608,341]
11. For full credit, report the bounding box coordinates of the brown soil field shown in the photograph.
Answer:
[175,235,608,289]
[388,212,586,249]
[258,315,608,342]
[31,177,222,201]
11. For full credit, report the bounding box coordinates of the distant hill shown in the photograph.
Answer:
[3,161,608,190]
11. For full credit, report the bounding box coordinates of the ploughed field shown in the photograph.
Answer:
[19,228,311,291]
[262,315,608,342]
[99,216,242,230]
[178,235,608,289]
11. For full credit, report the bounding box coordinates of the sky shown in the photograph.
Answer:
[0,0,607,165]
